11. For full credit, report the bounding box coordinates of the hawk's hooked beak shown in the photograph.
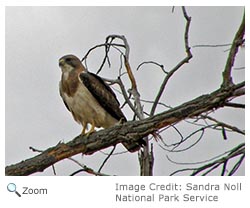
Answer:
[59,58,65,67]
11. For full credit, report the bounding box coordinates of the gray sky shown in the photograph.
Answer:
[5,6,245,176]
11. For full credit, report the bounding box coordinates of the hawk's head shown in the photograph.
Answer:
[59,55,84,73]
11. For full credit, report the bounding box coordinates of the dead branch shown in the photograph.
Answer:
[192,43,232,48]
[170,143,245,176]
[103,77,141,119]
[150,6,193,116]
[97,145,116,173]
[202,115,245,135]
[225,102,245,109]
[139,144,154,176]
[136,61,167,74]
[106,35,145,120]
[81,42,125,71]
[67,157,110,176]
[221,12,245,87]
[5,81,244,176]
[103,35,154,175]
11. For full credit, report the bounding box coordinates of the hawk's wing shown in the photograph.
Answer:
[59,81,70,111]
[80,72,145,152]
[79,72,127,122]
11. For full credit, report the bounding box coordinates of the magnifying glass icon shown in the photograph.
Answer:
[7,183,21,197]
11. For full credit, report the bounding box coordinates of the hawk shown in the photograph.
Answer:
[59,54,142,152]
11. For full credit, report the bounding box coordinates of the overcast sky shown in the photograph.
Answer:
[5,6,245,176]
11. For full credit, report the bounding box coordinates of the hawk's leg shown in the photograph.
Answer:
[80,123,88,135]
[116,117,126,125]
[85,121,96,137]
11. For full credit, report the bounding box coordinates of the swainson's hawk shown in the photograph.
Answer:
[59,54,142,152]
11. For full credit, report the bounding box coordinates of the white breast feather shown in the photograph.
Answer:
[62,81,118,128]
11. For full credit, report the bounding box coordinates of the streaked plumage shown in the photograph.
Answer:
[59,54,141,152]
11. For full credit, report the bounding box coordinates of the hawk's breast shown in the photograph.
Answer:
[60,79,118,128]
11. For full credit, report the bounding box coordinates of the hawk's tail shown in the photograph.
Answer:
[122,138,146,153]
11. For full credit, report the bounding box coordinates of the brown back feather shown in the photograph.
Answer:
[79,72,127,122]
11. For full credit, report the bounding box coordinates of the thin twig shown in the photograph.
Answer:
[202,115,245,135]
[68,157,110,176]
[100,149,128,156]
[136,61,168,74]
[81,42,125,71]
[233,67,245,70]
[228,155,245,176]
[29,146,43,152]
[222,126,227,140]
[98,145,116,173]
[102,77,140,118]
[166,149,230,166]
[170,143,245,176]
[171,128,205,152]
[81,43,125,62]
[200,163,221,176]
[150,6,193,116]
[192,43,232,48]
[225,102,245,109]
[221,161,228,176]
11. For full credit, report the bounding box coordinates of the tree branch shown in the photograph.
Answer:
[150,6,193,116]
[225,102,245,109]
[221,12,245,87]
[68,157,110,176]
[5,81,244,176]
[170,143,245,176]
[202,115,245,135]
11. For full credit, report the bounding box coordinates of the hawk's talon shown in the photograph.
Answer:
[85,129,96,137]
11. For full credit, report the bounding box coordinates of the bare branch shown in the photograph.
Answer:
[81,42,125,70]
[222,126,228,140]
[136,61,168,74]
[221,161,228,176]
[98,145,116,173]
[225,102,245,109]
[192,43,232,48]
[104,35,155,176]
[232,87,245,97]
[233,66,245,70]
[202,115,245,135]
[123,43,153,175]
[221,12,245,87]
[170,143,244,176]
[150,6,193,116]
[139,143,154,176]
[103,77,141,119]
[5,82,244,176]
[166,149,229,166]
[137,98,172,110]
[171,128,205,152]
[69,164,110,176]
[96,36,126,74]
[228,155,245,176]
[159,125,209,153]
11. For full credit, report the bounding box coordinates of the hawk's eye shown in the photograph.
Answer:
[65,58,71,63]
